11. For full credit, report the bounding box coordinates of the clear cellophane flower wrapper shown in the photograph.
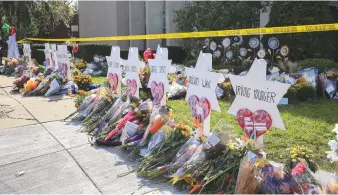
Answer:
[117,99,153,145]
[289,159,322,194]
[78,94,96,112]
[235,152,260,194]
[173,143,207,180]
[253,159,293,194]
[157,136,201,173]
[325,176,338,194]
[92,96,124,136]
[139,128,165,157]
[171,120,236,183]
[74,100,96,121]
[64,94,96,121]
[94,95,132,140]
[139,118,173,157]
[140,105,171,145]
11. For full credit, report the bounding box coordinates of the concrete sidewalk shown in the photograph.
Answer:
[0,75,180,194]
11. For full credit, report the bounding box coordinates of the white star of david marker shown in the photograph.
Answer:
[106,46,122,95]
[107,46,122,77]
[228,58,290,130]
[185,51,221,135]
[185,52,221,112]
[123,47,142,97]
[147,45,172,91]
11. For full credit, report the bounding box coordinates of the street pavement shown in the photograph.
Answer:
[0,75,334,194]
[0,75,180,194]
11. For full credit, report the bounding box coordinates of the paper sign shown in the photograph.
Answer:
[147,45,172,105]
[203,133,220,149]
[185,52,221,136]
[228,59,290,130]
[123,47,142,98]
[106,46,122,96]
[326,85,335,94]
[195,51,212,72]
[51,44,57,71]
[57,45,71,81]
[23,43,32,76]
[120,121,139,144]
[279,98,288,105]
[23,44,31,60]
[44,43,52,68]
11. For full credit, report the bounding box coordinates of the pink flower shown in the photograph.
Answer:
[291,162,306,176]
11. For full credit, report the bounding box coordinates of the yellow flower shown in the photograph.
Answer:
[255,159,270,167]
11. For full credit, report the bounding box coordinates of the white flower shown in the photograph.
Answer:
[327,124,338,162]
[329,140,338,151]
[332,124,338,134]
[235,138,246,147]
[269,67,280,74]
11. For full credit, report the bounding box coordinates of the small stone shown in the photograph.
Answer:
[15,171,26,177]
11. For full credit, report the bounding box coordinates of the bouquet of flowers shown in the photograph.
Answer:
[289,159,321,194]
[140,105,172,146]
[156,136,201,174]
[254,158,293,194]
[22,78,41,95]
[11,75,29,92]
[73,74,92,90]
[192,139,247,194]
[27,77,52,96]
[94,95,137,143]
[64,93,96,121]
[136,122,190,179]
[82,95,114,134]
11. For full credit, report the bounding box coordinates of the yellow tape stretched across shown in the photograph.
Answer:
[18,23,338,43]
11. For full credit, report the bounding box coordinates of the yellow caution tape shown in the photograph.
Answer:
[18,23,338,43]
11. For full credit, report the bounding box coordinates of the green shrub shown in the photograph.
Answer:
[140,89,152,100]
[284,86,298,103]
[220,82,235,101]
[74,60,87,70]
[183,59,197,67]
[73,74,93,90]
[294,83,317,101]
[297,59,338,73]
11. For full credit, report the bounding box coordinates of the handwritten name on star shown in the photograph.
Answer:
[150,65,166,74]
[235,85,277,103]
[124,64,137,73]
[188,75,211,89]
[108,61,120,69]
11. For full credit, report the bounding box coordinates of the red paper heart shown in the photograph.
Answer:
[151,81,164,105]
[108,73,119,91]
[188,95,211,123]
[126,79,137,96]
[236,108,272,139]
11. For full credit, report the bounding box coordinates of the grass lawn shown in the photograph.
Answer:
[168,99,338,171]
[93,76,337,171]
[92,76,107,85]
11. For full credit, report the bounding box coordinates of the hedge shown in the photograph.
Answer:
[25,44,186,64]
[297,59,338,73]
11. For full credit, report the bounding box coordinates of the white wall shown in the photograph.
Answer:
[116,1,130,49]
[165,1,185,46]
[129,1,145,49]
[145,1,164,49]
[78,1,130,49]
[78,1,118,46]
